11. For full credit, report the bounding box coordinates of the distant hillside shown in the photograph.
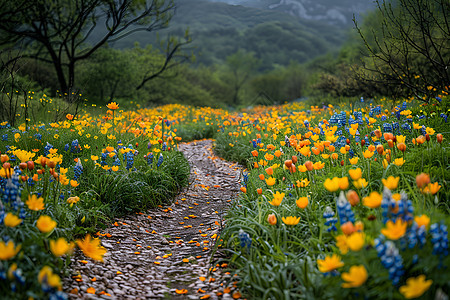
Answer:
[105,0,361,69]
[207,0,376,26]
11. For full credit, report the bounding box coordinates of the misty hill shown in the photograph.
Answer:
[207,0,376,26]
[106,0,370,69]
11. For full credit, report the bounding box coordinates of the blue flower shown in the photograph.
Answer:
[238,229,251,250]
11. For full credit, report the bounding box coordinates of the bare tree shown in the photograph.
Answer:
[0,0,180,101]
[354,0,450,102]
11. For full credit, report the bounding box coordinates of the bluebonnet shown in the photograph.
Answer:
[383,123,392,133]
[157,154,164,167]
[73,160,83,180]
[70,139,80,154]
[406,222,426,249]
[402,123,411,131]
[381,188,413,224]
[162,142,167,151]
[64,144,69,152]
[238,229,251,250]
[44,142,53,156]
[1,134,7,141]
[100,152,108,166]
[304,119,310,128]
[256,138,261,145]
[374,238,404,285]
[146,152,154,165]
[430,223,448,256]
[440,113,448,122]
[3,174,21,204]
[336,192,355,224]
[381,115,387,121]
[436,96,442,103]
[251,140,257,148]
[421,125,427,136]
[113,158,121,167]
[34,133,42,140]
[165,119,171,127]
[125,150,134,170]
[323,206,337,232]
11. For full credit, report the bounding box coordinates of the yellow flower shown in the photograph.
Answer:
[0,240,21,260]
[341,265,368,288]
[353,178,368,189]
[91,155,99,161]
[281,216,300,226]
[425,127,435,135]
[70,180,79,187]
[422,182,441,194]
[336,234,349,254]
[111,165,119,172]
[382,176,400,190]
[4,213,22,227]
[296,197,308,209]
[102,165,110,171]
[340,147,347,154]
[38,266,61,289]
[269,191,285,206]
[414,215,430,229]
[396,135,406,143]
[67,196,80,205]
[265,177,276,186]
[313,161,325,170]
[346,232,365,251]
[26,194,45,211]
[363,191,382,208]
[338,177,349,190]
[399,275,433,299]
[296,178,310,188]
[59,167,68,175]
[317,254,344,273]
[363,150,374,159]
[393,157,405,166]
[349,157,359,165]
[36,215,57,233]
[348,168,362,180]
[76,234,107,262]
[50,238,75,257]
[324,177,340,192]
[381,219,407,240]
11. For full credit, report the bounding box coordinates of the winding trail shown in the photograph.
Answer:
[64,140,243,299]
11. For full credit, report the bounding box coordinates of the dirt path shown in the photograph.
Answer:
[64,139,242,299]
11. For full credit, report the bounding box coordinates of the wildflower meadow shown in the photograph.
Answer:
[0,89,448,299]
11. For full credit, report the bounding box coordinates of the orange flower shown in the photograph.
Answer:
[416,173,430,189]
[346,190,359,206]
[106,102,119,110]
[251,150,258,157]
[296,197,308,209]
[66,114,74,121]
[304,161,313,171]
[265,167,273,175]
[267,213,277,225]
[381,219,407,240]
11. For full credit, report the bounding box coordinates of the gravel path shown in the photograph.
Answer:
[63,140,243,299]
